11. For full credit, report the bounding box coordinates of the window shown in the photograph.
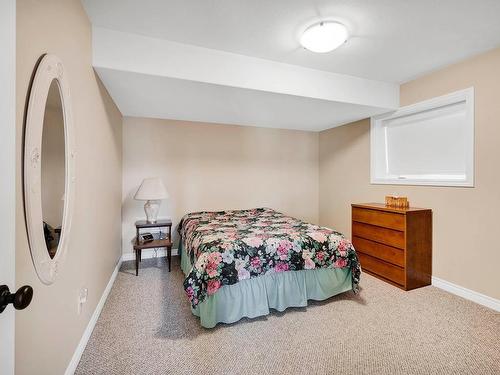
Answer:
[371,87,474,187]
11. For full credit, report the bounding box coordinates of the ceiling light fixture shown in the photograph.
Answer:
[300,21,348,53]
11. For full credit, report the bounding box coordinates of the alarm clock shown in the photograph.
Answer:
[139,232,154,243]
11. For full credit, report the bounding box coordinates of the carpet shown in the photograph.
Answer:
[75,257,500,374]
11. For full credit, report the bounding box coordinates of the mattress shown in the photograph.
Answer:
[179,208,360,311]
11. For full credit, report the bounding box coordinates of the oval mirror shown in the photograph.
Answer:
[41,80,65,259]
[24,54,75,285]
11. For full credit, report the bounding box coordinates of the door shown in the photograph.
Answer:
[1,1,17,374]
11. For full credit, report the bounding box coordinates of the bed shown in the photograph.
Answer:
[179,207,361,328]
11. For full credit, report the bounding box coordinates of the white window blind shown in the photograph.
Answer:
[371,88,474,187]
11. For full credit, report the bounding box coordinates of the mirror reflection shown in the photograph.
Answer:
[41,79,65,259]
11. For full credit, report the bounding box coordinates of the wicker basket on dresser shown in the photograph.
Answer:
[351,203,432,290]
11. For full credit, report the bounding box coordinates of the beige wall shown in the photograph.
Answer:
[16,1,122,374]
[122,117,319,255]
[319,47,500,300]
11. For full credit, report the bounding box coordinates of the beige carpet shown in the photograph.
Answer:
[76,257,500,375]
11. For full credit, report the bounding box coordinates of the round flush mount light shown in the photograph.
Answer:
[300,21,348,53]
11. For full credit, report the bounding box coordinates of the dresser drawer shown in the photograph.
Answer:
[357,252,405,286]
[352,207,405,231]
[352,236,404,267]
[352,222,405,249]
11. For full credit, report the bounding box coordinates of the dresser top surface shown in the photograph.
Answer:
[352,203,431,214]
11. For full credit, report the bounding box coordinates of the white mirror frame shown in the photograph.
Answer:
[24,54,75,285]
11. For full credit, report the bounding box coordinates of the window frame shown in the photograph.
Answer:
[370,87,475,187]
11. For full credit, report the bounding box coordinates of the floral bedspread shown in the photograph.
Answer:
[180,208,360,307]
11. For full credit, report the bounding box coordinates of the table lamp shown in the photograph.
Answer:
[134,177,169,223]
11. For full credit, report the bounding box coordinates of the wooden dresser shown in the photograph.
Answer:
[351,203,432,290]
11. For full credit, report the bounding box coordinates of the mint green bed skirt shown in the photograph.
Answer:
[180,241,353,328]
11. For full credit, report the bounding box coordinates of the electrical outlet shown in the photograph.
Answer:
[78,288,88,315]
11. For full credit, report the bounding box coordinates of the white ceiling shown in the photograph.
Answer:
[82,0,500,130]
[91,27,398,131]
[96,67,388,131]
[83,0,500,83]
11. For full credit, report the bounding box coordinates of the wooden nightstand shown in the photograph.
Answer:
[134,219,172,276]
[352,203,432,290]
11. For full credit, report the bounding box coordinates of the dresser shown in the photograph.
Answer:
[351,203,432,290]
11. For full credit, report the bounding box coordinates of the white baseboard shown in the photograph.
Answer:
[65,258,122,375]
[432,276,500,312]
[121,248,179,262]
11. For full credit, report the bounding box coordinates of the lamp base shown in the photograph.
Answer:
[144,200,161,223]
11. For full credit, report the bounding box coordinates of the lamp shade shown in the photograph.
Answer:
[134,177,169,201]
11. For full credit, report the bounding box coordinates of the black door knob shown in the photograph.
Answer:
[0,285,33,314]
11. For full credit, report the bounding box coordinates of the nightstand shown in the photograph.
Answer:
[133,219,173,276]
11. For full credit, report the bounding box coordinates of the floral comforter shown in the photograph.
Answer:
[180,208,360,308]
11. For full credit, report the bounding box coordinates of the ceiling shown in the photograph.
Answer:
[83,0,500,83]
[91,27,398,131]
[96,68,387,131]
[82,0,500,130]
